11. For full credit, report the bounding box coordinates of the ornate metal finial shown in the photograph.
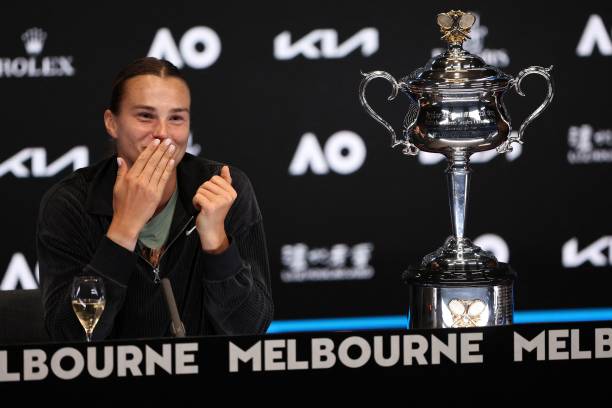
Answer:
[436,10,476,46]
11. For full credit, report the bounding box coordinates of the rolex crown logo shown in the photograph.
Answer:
[21,27,47,56]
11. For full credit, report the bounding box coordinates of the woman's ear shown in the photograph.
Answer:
[104,109,118,139]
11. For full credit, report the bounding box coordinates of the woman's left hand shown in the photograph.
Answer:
[192,165,237,254]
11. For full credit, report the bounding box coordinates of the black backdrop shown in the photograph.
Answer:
[1,1,611,321]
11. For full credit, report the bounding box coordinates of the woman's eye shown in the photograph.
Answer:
[171,116,185,122]
[138,112,153,119]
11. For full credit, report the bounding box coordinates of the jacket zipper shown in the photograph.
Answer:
[152,266,161,283]
[138,216,195,284]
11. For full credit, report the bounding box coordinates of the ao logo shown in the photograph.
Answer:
[289,131,366,175]
[274,28,378,60]
[473,234,509,263]
[148,27,221,69]
[576,15,612,56]
[418,131,522,165]
[1,253,39,290]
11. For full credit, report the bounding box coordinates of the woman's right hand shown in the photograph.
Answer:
[106,138,176,251]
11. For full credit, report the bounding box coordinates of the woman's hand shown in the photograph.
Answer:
[106,138,176,251]
[192,166,237,254]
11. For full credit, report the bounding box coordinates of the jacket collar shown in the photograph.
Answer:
[85,153,215,219]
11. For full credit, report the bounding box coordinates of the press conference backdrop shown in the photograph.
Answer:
[1,1,611,326]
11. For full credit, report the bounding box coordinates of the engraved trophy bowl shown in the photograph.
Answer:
[359,10,554,329]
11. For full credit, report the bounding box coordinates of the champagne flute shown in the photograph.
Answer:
[71,276,106,342]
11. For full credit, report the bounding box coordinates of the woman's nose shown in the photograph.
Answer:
[153,120,169,139]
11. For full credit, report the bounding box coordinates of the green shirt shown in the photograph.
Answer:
[138,189,178,250]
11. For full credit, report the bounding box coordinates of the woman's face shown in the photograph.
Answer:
[104,75,191,167]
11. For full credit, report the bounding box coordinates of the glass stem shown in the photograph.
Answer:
[86,331,92,342]
[446,150,471,243]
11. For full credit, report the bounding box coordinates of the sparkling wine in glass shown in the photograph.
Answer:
[71,276,106,342]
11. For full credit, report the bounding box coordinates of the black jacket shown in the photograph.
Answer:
[37,153,273,340]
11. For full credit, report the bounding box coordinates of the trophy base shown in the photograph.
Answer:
[403,263,516,329]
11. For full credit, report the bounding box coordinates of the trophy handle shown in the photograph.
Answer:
[359,70,420,155]
[497,65,554,153]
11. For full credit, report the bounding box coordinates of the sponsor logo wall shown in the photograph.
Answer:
[1,2,611,321]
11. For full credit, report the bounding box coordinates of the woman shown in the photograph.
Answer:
[37,57,273,340]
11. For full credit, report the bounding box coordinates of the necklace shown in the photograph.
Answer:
[140,245,164,269]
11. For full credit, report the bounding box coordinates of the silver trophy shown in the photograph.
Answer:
[359,10,554,328]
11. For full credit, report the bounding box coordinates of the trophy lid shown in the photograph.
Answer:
[406,10,512,91]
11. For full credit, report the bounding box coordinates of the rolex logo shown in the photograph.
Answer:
[1,27,75,79]
[21,28,47,56]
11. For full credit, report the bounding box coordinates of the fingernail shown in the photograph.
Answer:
[169,144,176,152]
[116,157,122,166]
[153,139,161,145]
[164,139,172,146]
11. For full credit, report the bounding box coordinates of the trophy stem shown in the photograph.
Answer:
[446,151,471,242]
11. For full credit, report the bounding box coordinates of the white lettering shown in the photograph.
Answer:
[460,333,483,363]
[175,343,198,375]
[289,131,366,175]
[229,341,261,373]
[289,133,328,175]
[514,331,546,362]
[311,338,336,369]
[179,27,221,69]
[31,146,88,177]
[0,147,88,178]
[264,339,286,371]
[117,345,143,377]
[431,333,457,364]
[0,149,30,177]
[403,335,428,365]
[145,344,172,375]
[595,328,612,358]
[2,342,201,381]
[23,349,47,381]
[571,329,592,359]
[286,339,309,370]
[324,131,367,174]
[0,57,75,79]
[148,28,183,68]
[548,330,569,360]
[274,28,378,60]
[148,27,221,69]
[338,336,371,369]
[576,15,612,57]
[87,346,114,378]
[0,351,20,381]
[50,347,85,380]
[373,335,400,367]
[562,237,612,267]
[0,253,39,290]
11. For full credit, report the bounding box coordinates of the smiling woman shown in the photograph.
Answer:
[36,57,273,341]
[102,61,192,251]
[107,75,190,159]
